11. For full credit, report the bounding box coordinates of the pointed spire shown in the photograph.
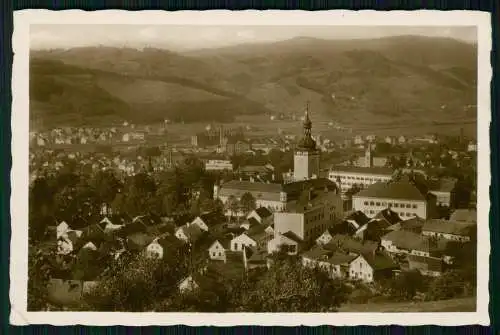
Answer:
[303,101,312,129]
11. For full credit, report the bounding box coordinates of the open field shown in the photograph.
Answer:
[338,297,476,312]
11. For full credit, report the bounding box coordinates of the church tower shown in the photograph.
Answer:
[293,102,320,181]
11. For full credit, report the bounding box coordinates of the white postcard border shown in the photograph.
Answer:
[10,9,492,326]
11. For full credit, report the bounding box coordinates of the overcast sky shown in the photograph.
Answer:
[30,25,477,51]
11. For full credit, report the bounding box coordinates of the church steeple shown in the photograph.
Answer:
[297,101,316,151]
[303,101,312,135]
[293,101,320,182]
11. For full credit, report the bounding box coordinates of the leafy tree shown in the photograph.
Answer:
[82,253,187,311]
[380,270,427,301]
[90,171,121,205]
[27,245,53,311]
[426,270,466,300]
[226,195,239,220]
[240,256,349,312]
[240,192,257,214]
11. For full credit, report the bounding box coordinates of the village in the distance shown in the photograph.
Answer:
[28,102,477,312]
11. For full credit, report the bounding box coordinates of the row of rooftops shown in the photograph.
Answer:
[217,178,339,201]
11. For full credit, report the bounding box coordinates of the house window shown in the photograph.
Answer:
[406,204,411,208]
[218,252,222,257]
[412,204,417,209]
[212,252,216,257]
[394,203,398,208]
[370,201,375,206]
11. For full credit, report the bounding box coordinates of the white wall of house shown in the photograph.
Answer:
[208,241,226,261]
[329,171,392,194]
[353,196,427,219]
[230,233,257,252]
[178,276,199,293]
[349,255,374,283]
[57,221,70,239]
[175,227,189,242]
[422,230,470,242]
[429,191,452,207]
[267,234,299,255]
[316,230,333,245]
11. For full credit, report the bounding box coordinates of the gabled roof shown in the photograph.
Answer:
[345,211,370,227]
[325,234,379,255]
[449,209,477,223]
[246,217,260,227]
[302,246,334,260]
[422,219,475,236]
[281,231,303,244]
[209,237,232,250]
[327,253,358,265]
[255,207,273,219]
[408,254,443,272]
[400,216,426,230]
[362,252,398,271]
[246,223,268,237]
[354,181,427,201]
[374,208,402,225]
[381,230,428,251]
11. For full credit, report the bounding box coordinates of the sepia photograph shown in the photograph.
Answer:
[10,10,491,326]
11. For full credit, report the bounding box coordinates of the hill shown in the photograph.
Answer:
[30,36,477,130]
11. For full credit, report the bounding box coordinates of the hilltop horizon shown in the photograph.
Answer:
[30,24,477,51]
